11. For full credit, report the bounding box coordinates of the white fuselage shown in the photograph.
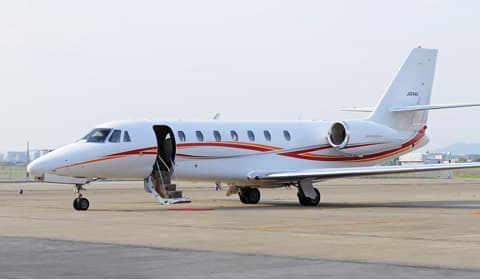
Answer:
[28,119,428,186]
[24,48,480,211]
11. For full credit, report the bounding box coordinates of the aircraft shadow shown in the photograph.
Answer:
[256,200,480,210]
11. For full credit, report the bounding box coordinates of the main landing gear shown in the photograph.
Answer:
[73,184,89,211]
[297,187,320,206]
[235,183,321,206]
[297,180,321,206]
[239,187,261,204]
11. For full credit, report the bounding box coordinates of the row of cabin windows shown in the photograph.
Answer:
[177,130,291,142]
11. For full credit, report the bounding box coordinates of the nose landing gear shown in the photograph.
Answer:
[73,184,89,211]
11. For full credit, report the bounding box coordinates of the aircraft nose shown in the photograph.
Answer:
[27,158,47,178]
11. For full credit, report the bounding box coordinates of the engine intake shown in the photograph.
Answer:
[328,121,349,149]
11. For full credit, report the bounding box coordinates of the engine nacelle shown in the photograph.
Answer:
[327,120,403,155]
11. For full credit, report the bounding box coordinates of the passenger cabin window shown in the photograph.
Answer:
[123,131,131,142]
[213,130,221,142]
[178,131,186,142]
[247,130,255,141]
[230,130,238,141]
[82,128,112,143]
[264,130,272,141]
[109,129,121,143]
[283,130,291,141]
[196,131,204,142]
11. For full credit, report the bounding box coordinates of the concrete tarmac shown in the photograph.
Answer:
[2,237,479,278]
[1,178,480,278]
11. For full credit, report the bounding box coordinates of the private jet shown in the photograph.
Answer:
[27,47,480,210]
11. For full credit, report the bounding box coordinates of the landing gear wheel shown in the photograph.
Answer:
[79,197,89,210]
[73,184,89,211]
[73,197,89,211]
[246,188,260,204]
[239,187,261,204]
[239,192,249,204]
[297,187,320,206]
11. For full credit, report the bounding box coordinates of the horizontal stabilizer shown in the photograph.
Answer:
[390,103,480,112]
[248,162,480,182]
[343,103,480,113]
[341,107,374,112]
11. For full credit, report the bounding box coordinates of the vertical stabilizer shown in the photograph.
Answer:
[368,48,437,131]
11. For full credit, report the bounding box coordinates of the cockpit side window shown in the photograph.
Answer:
[82,128,112,143]
[109,130,121,143]
[123,131,131,142]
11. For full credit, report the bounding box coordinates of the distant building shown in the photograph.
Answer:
[29,149,50,161]
[398,152,459,165]
[463,154,480,162]
[422,152,452,164]
[382,156,400,166]
[399,153,423,165]
[2,151,27,163]
[0,149,51,164]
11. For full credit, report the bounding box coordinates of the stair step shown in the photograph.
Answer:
[164,184,177,191]
[154,184,177,193]
[167,190,183,199]
[161,174,171,184]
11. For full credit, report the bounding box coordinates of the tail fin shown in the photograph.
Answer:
[368,47,438,131]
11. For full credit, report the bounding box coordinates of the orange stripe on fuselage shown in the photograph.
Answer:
[52,127,426,170]
[280,126,426,162]
[55,154,126,170]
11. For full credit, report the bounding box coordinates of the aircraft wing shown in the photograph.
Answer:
[248,162,480,182]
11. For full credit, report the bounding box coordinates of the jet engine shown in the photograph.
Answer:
[327,120,402,155]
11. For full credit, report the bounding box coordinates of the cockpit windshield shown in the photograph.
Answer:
[82,128,112,143]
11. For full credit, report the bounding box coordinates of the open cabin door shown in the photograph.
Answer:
[152,125,176,175]
[143,125,190,204]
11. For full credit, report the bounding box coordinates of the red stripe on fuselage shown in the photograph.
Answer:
[281,126,426,162]
[53,126,426,170]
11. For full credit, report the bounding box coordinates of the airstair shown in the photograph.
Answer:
[144,157,191,205]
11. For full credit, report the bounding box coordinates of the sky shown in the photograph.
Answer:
[1,0,480,151]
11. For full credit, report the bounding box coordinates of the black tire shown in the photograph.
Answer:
[297,188,320,206]
[239,187,251,204]
[73,198,79,210]
[246,188,260,204]
[311,188,321,205]
[78,197,90,211]
[239,187,261,204]
[239,193,249,204]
